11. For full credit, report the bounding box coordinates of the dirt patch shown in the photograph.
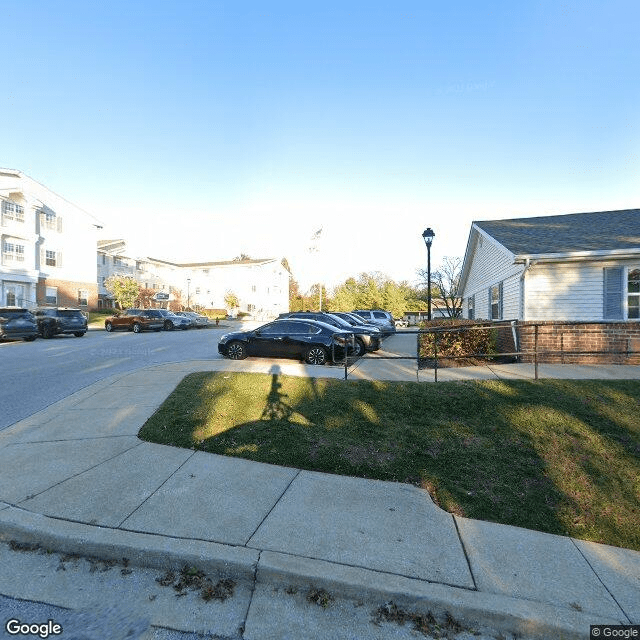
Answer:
[341,444,396,466]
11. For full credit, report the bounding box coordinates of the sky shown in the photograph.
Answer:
[2,1,639,290]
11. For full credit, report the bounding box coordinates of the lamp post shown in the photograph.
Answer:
[187,278,191,311]
[422,228,435,321]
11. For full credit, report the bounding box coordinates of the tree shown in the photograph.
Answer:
[104,276,140,310]
[330,272,424,318]
[224,291,240,313]
[136,287,156,309]
[417,256,463,318]
[233,253,252,262]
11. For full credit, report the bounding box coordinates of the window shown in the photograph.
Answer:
[489,283,502,320]
[102,254,106,265]
[3,241,25,262]
[468,295,475,320]
[2,200,24,222]
[45,287,58,305]
[45,250,57,267]
[629,269,640,319]
[251,285,257,292]
[77,290,88,306]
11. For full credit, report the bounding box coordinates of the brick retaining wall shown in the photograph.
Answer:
[515,322,640,365]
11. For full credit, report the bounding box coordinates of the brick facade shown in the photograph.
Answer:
[36,278,99,310]
[515,321,640,365]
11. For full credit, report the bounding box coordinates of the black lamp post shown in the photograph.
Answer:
[422,228,435,321]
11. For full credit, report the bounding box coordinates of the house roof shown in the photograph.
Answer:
[475,209,640,256]
[146,256,276,268]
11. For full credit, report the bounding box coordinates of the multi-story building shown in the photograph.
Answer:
[0,169,102,309]
[97,241,289,318]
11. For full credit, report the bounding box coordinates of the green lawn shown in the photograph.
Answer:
[139,372,640,550]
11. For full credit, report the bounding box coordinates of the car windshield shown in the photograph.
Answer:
[0,310,30,319]
[326,314,351,328]
[343,313,368,326]
[59,310,84,318]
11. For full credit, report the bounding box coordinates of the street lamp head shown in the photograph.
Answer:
[422,227,435,248]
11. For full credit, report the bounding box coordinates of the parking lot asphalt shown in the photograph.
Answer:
[0,334,639,639]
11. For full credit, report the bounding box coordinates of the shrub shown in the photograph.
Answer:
[419,319,496,360]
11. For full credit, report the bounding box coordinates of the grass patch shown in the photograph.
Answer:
[139,372,640,550]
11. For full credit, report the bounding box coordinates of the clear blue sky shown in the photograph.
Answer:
[3,1,638,289]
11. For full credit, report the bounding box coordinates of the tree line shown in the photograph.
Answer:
[288,256,462,319]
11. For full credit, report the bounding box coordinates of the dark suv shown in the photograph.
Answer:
[0,308,38,341]
[35,307,88,338]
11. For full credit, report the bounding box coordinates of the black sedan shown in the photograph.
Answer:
[218,319,354,365]
[279,311,381,356]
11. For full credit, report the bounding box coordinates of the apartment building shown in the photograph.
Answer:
[0,169,102,309]
[98,241,290,318]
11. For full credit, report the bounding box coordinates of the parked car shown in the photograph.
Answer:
[0,308,38,341]
[34,307,87,338]
[279,311,380,356]
[330,311,384,332]
[157,309,192,330]
[218,318,353,365]
[176,311,209,328]
[352,309,396,335]
[104,309,164,333]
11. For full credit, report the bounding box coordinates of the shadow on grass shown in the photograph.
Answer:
[139,372,640,550]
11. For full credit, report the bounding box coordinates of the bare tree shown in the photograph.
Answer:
[417,256,463,318]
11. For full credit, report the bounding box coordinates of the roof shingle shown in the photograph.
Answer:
[476,209,640,256]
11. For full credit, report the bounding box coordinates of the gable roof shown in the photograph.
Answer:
[475,208,640,256]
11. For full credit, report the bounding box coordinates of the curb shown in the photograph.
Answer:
[0,506,621,640]
[0,505,258,583]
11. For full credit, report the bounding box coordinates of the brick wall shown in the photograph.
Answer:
[515,322,640,365]
[37,278,99,310]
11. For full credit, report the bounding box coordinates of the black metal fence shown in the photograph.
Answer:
[340,322,640,381]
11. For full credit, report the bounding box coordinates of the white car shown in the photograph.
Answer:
[176,311,209,328]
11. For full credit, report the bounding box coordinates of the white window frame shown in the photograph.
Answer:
[489,283,503,320]
[3,241,25,263]
[45,250,57,267]
[628,266,640,320]
[45,286,58,305]
[77,289,89,306]
[2,200,25,223]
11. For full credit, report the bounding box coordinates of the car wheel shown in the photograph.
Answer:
[353,338,365,357]
[41,325,54,339]
[74,332,85,338]
[133,323,142,333]
[105,322,113,332]
[305,346,328,365]
[226,341,247,360]
[24,336,37,342]
[164,320,173,331]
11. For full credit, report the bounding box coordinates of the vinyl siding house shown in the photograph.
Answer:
[459,209,640,322]
[1,169,102,309]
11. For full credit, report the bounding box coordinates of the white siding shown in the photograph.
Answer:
[462,232,523,319]
[524,260,637,321]
[503,273,521,319]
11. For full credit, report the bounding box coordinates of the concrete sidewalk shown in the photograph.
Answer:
[0,358,639,639]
